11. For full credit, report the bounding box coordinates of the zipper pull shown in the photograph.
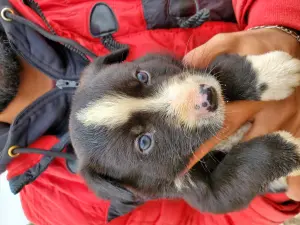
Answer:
[56,79,79,89]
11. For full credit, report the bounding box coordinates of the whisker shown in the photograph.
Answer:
[199,159,210,173]
[208,152,220,164]
[184,34,194,56]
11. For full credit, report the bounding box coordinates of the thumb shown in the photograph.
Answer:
[183,33,239,68]
[286,176,300,201]
[184,101,264,172]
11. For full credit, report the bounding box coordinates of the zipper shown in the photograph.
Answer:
[18,0,128,59]
[13,0,94,89]
[5,0,128,89]
[56,79,79,89]
[23,0,90,62]
[10,43,78,89]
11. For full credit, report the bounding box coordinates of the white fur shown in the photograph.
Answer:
[246,51,300,101]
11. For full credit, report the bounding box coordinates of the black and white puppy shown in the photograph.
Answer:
[69,49,300,216]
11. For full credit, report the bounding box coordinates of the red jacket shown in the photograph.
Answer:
[4,0,300,225]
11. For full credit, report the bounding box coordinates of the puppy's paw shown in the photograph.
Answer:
[272,130,300,149]
[247,51,300,101]
[271,131,300,175]
[267,131,300,193]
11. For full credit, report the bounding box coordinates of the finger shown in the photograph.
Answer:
[223,101,265,128]
[183,43,223,68]
[286,176,300,201]
[210,101,264,144]
[183,33,238,68]
[242,120,275,142]
[242,93,297,141]
[184,101,264,172]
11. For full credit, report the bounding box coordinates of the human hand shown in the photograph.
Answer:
[183,28,300,68]
[182,28,300,201]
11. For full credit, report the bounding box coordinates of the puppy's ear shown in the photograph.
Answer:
[79,47,129,87]
[80,166,143,221]
[80,165,135,202]
[108,199,142,222]
[133,52,182,67]
[93,47,129,68]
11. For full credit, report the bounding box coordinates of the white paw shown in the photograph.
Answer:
[246,51,300,101]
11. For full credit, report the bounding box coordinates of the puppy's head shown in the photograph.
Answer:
[69,49,225,201]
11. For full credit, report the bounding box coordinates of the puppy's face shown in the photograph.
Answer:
[70,51,225,200]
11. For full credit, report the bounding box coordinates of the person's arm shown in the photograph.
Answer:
[233,0,300,31]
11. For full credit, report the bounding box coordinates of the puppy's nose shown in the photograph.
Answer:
[196,84,218,112]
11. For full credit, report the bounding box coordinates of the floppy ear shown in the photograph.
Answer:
[108,199,142,222]
[96,47,129,65]
[80,165,135,202]
[80,166,143,221]
[92,47,129,71]
[79,47,129,86]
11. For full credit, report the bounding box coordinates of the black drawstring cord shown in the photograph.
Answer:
[10,147,77,161]
[23,0,129,53]
[6,0,129,59]
[23,0,56,35]
[7,132,77,161]
[101,34,128,52]
[176,8,210,28]
[22,0,92,62]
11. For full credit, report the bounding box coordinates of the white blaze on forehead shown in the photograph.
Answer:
[76,73,223,128]
[76,94,166,128]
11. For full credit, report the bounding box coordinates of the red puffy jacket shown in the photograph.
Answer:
[5,0,300,225]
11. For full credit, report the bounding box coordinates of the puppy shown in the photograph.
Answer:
[69,48,300,217]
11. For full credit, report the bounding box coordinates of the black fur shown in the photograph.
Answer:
[0,30,21,112]
[69,51,300,220]
[209,54,262,101]
[185,133,300,213]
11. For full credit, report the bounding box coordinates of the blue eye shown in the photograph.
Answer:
[136,70,150,84]
[137,134,153,153]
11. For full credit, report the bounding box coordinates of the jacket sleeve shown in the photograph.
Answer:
[108,194,300,225]
[232,0,300,30]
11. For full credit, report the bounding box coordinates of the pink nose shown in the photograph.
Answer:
[194,84,218,114]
